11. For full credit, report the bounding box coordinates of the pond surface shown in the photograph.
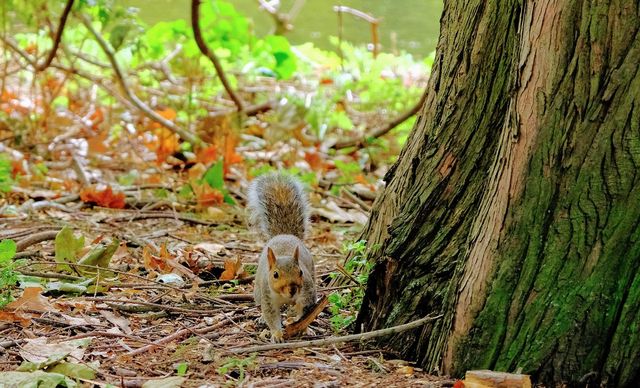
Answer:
[118,0,443,58]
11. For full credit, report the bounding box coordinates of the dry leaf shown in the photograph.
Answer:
[194,242,226,256]
[20,337,92,364]
[80,185,126,209]
[0,310,31,326]
[304,150,326,171]
[396,366,415,375]
[220,257,248,281]
[195,144,218,164]
[142,245,172,273]
[4,287,55,313]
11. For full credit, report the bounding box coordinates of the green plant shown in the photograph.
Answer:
[0,154,14,192]
[216,354,257,383]
[328,240,372,332]
[0,239,21,307]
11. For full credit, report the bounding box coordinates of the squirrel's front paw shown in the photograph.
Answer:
[270,329,284,343]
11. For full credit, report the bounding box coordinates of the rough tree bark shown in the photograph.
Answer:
[356,1,640,386]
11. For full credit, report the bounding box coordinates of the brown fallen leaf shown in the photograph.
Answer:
[4,287,55,313]
[219,257,249,281]
[80,185,126,209]
[0,310,31,326]
[1,287,58,327]
[142,244,172,273]
[284,295,328,339]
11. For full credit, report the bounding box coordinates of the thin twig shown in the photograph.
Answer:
[229,314,443,354]
[191,0,244,111]
[36,0,74,71]
[16,230,60,252]
[333,88,428,149]
[77,13,202,146]
[108,211,219,226]
[126,321,225,356]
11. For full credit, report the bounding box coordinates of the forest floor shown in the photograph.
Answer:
[0,142,453,387]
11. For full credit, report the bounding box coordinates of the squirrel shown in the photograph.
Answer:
[248,173,316,342]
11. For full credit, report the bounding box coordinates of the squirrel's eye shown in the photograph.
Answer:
[273,271,279,279]
[299,269,303,276]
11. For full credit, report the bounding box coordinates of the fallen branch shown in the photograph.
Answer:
[230,313,443,353]
[77,13,203,146]
[333,88,428,150]
[36,0,75,71]
[109,211,219,226]
[126,321,225,356]
[16,230,60,252]
[82,297,229,313]
[191,0,244,112]
[284,295,329,339]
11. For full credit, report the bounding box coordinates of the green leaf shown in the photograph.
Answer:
[203,160,224,190]
[175,362,188,376]
[109,24,131,51]
[0,371,77,388]
[48,362,96,380]
[54,227,85,271]
[76,239,119,274]
[0,239,17,264]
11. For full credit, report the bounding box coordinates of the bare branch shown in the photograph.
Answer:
[229,313,443,354]
[36,0,75,71]
[333,88,428,150]
[191,0,245,112]
[77,13,203,146]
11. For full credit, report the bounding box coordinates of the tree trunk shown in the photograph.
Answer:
[356,1,640,386]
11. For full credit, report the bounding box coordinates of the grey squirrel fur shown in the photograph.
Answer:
[247,173,316,342]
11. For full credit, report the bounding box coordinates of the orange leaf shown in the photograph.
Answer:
[192,183,224,207]
[220,257,248,281]
[89,108,104,128]
[0,311,31,327]
[87,129,109,154]
[142,245,171,273]
[152,127,180,163]
[156,108,177,121]
[304,151,325,171]
[11,159,25,178]
[223,133,243,174]
[80,185,126,209]
[196,145,218,164]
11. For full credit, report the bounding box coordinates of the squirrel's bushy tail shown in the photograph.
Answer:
[247,173,310,240]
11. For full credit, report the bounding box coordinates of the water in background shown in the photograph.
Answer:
[118,0,443,58]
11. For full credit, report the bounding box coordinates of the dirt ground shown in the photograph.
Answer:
[1,194,454,387]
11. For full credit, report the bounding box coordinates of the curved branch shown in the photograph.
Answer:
[78,13,203,146]
[36,0,75,71]
[191,0,244,112]
[333,88,428,150]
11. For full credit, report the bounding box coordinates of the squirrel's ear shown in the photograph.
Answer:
[267,247,277,269]
[293,246,300,264]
